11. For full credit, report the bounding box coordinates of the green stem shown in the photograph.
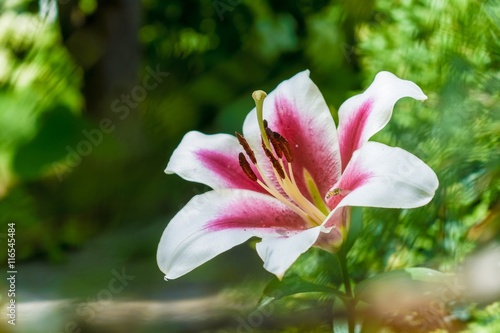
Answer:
[331,297,336,333]
[337,250,355,333]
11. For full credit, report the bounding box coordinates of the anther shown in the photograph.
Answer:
[238,153,257,181]
[235,132,257,164]
[266,127,283,158]
[326,188,342,199]
[263,145,286,179]
[273,132,294,162]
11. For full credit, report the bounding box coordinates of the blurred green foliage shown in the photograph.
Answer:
[351,0,500,274]
[0,0,499,331]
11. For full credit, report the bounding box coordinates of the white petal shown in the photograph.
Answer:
[337,71,427,168]
[157,189,308,280]
[326,142,438,211]
[256,226,322,279]
[165,131,265,192]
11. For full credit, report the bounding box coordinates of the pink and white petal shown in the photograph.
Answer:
[242,70,341,199]
[325,142,438,211]
[165,131,265,193]
[256,226,322,279]
[337,72,427,169]
[157,189,308,280]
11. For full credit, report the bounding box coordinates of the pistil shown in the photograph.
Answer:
[252,90,271,151]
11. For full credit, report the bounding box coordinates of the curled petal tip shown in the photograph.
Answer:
[412,88,428,101]
[374,71,427,100]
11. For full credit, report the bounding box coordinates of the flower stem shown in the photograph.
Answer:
[337,250,355,333]
[331,298,336,333]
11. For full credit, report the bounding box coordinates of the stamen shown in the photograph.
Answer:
[303,169,330,215]
[235,131,257,164]
[274,132,294,162]
[255,178,312,224]
[238,153,257,181]
[232,89,330,227]
[262,144,286,179]
[266,127,283,158]
[326,188,342,199]
[263,122,293,162]
[275,171,326,224]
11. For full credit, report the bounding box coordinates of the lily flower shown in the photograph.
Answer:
[157,71,438,280]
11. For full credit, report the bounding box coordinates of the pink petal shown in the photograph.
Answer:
[243,70,341,199]
[157,189,309,280]
[325,142,439,211]
[337,72,427,170]
[165,131,265,193]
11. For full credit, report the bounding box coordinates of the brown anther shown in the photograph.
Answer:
[238,153,257,181]
[235,131,257,164]
[326,188,342,199]
[266,127,283,158]
[263,119,268,128]
[262,144,286,179]
[273,132,294,162]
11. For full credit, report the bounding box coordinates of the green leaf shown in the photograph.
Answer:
[355,267,451,303]
[259,276,347,307]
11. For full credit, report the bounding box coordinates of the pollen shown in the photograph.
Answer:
[273,131,293,162]
[263,144,286,179]
[235,131,257,164]
[238,153,257,181]
[264,123,294,163]
[267,127,283,158]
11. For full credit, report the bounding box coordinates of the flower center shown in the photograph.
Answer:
[235,91,329,227]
